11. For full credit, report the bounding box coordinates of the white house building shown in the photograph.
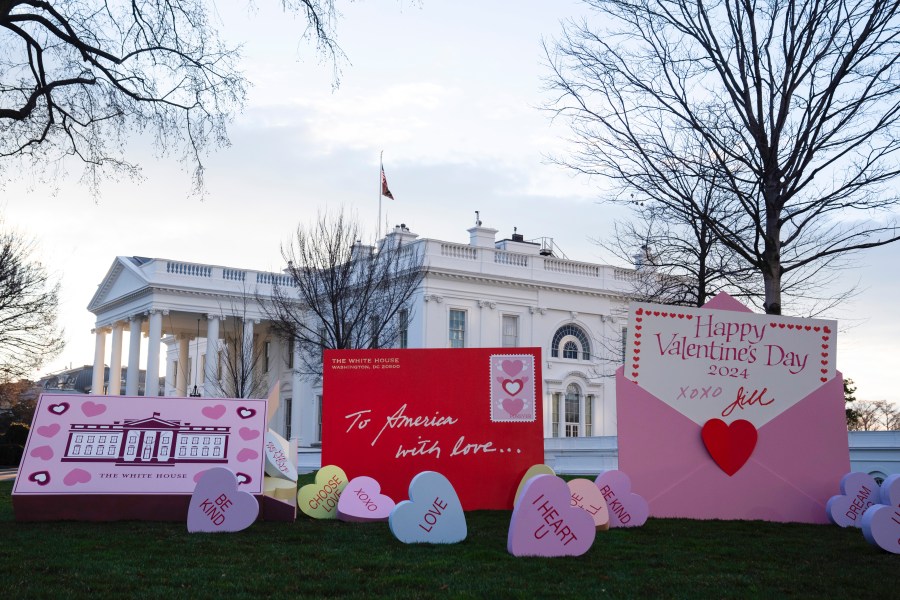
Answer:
[87,221,636,455]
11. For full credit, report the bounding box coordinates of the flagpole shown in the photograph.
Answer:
[378,150,383,241]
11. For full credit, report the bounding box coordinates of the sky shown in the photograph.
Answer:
[3,0,899,405]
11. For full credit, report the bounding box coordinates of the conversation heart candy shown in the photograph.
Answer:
[298,465,348,519]
[338,476,396,522]
[188,467,259,533]
[508,474,596,557]
[389,471,466,544]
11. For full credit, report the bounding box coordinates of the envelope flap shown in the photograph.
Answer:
[625,301,837,428]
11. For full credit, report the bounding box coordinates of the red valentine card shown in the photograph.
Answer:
[322,348,544,510]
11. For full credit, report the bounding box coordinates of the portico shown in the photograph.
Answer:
[87,257,301,441]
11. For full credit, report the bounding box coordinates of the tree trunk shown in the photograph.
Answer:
[762,186,782,315]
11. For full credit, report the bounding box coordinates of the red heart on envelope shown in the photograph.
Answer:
[701,419,757,476]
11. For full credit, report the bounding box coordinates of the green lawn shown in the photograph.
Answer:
[0,477,894,599]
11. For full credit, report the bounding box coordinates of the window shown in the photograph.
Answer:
[449,309,466,348]
[551,392,561,437]
[288,340,295,369]
[264,341,271,373]
[200,355,206,383]
[551,324,591,360]
[565,383,581,437]
[502,315,519,347]
[370,316,380,348]
[316,395,323,443]
[399,309,409,349]
[284,398,293,440]
[585,394,594,437]
[621,326,628,363]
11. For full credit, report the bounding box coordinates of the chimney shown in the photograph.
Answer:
[468,224,498,248]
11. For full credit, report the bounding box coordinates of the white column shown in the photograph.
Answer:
[204,315,220,398]
[145,310,163,397]
[292,340,303,445]
[91,327,108,395]
[125,316,143,396]
[176,335,189,396]
[108,323,125,395]
[242,318,255,397]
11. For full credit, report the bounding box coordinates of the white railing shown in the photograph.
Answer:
[440,243,477,260]
[494,251,528,267]
[166,261,212,277]
[256,272,296,287]
[544,259,601,277]
[614,269,638,281]
[222,269,246,281]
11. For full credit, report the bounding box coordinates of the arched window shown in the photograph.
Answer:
[551,324,591,360]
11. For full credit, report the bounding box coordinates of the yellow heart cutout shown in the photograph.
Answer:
[513,464,556,508]
[298,465,349,519]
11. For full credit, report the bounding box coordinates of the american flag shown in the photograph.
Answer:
[381,166,394,200]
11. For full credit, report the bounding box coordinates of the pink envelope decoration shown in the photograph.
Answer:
[617,293,850,523]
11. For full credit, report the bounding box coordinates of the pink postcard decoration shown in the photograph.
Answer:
[617,293,850,523]
[187,467,259,533]
[389,471,467,544]
[337,476,396,522]
[508,474,596,557]
[298,465,348,519]
[14,394,270,522]
[826,472,879,528]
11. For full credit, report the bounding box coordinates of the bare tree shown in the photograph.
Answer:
[265,210,426,379]
[0,225,64,382]
[600,196,762,308]
[849,399,900,431]
[0,0,342,196]
[547,0,900,315]
[203,296,271,399]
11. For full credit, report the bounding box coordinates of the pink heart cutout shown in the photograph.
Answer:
[81,401,106,417]
[337,476,396,522]
[63,468,92,486]
[187,467,259,533]
[502,379,523,396]
[239,427,260,441]
[508,474,596,557]
[29,471,50,486]
[48,402,69,415]
[594,470,649,528]
[202,404,227,419]
[501,359,524,377]
[236,448,258,462]
[30,445,54,460]
[502,398,524,417]
[37,423,60,438]
[861,504,900,554]
[826,472,879,528]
